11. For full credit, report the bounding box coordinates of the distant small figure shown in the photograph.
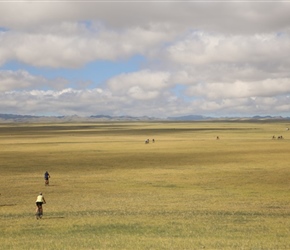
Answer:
[216,136,219,140]
[152,139,155,143]
[272,135,276,139]
[286,128,289,131]
[44,171,50,186]
[35,192,46,219]
[278,135,284,139]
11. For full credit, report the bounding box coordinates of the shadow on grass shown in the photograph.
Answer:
[0,204,17,207]
[42,216,65,219]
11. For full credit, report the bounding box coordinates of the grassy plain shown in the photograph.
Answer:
[0,121,290,249]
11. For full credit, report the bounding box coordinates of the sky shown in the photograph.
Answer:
[0,1,290,118]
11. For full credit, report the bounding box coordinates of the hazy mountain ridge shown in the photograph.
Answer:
[0,113,290,123]
[0,114,161,123]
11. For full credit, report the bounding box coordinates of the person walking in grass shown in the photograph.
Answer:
[35,192,46,219]
[44,171,50,186]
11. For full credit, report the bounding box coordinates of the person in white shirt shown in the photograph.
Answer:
[35,192,46,218]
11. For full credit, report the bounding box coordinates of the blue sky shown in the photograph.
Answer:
[0,2,290,117]
[2,55,145,90]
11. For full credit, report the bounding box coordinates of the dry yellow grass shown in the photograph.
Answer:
[0,121,290,249]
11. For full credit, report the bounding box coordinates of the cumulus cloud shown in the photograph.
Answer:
[0,22,174,68]
[0,70,68,91]
[0,87,174,117]
[107,70,171,100]
[1,88,106,116]
[187,78,290,100]
[166,32,290,70]
[0,2,290,117]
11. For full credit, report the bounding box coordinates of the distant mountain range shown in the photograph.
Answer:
[0,113,290,123]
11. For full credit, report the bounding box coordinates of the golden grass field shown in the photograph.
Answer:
[0,121,290,249]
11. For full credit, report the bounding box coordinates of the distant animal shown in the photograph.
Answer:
[216,136,219,140]
[152,139,155,143]
[145,139,149,144]
[278,136,283,139]
[272,136,276,139]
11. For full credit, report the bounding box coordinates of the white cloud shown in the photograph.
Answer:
[187,78,290,100]
[1,88,107,116]
[0,81,289,117]
[166,32,290,67]
[107,70,170,99]
[0,22,174,68]
[0,2,290,117]
[0,70,68,91]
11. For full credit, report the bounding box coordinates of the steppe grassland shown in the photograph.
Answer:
[0,121,290,249]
